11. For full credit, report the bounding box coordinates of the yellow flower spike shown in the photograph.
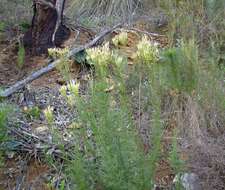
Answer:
[67,95,76,107]
[112,31,128,47]
[48,47,69,59]
[119,31,128,45]
[44,106,54,125]
[86,42,112,67]
[114,54,125,67]
[68,122,81,129]
[112,37,119,47]
[67,80,80,97]
[136,35,159,65]
[59,85,67,98]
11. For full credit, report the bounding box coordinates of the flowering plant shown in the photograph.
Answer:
[112,31,128,47]
[136,35,159,64]
[59,80,80,107]
[44,106,54,125]
[86,42,112,67]
[48,48,69,59]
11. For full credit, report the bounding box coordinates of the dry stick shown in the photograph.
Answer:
[15,175,25,190]
[52,0,66,44]
[0,23,122,98]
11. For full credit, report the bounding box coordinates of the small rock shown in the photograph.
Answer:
[173,173,201,190]
[34,126,49,136]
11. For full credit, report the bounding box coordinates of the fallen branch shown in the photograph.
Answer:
[0,23,122,98]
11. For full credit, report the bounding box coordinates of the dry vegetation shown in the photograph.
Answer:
[0,0,224,190]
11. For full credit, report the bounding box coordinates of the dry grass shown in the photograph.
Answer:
[162,93,225,189]
[65,0,162,29]
[0,0,32,25]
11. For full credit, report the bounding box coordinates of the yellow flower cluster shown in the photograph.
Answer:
[112,31,128,47]
[59,85,67,98]
[44,106,54,125]
[86,43,112,67]
[67,80,80,97]
[136,35,159,64]
[113,53,126,67]
[48,47,69,59]
[59,80,80,107]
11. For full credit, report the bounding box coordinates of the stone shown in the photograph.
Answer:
[34,126,49,136]
[173,173,201,190]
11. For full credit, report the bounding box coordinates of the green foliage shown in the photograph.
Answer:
[59,180,66,190]
[0,22,6,32]
[0,21,6,41]
[24,106,41,119]
[19,21,30,32]
[0,104,11,142]
[159,40,199,94]
[48,48,71,81]
[136,35,159,65]
[157,1,225,128]
[169,130,184,173]
[0,103,12,166]
[62,40,164,189]
[44,106,54,126]
[43,18,224,189]
[17,42,25,69]
[112,31,128,47]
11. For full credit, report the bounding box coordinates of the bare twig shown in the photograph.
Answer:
[15,175,25,190]
[52,0,66,44]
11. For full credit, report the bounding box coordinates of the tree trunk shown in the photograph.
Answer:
[24,0,70,55]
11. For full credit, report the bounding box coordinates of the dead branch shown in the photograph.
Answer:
[52,0,66,44]
[0,23,122,98]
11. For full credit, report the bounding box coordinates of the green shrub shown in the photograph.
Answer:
[159,40,199,94]
[48,48,71,81]
[0,103,12,166]
[112,31,128,47]
[57,33,223,189]
[0,104,11,142]
[0,22,6,32]
[19,21,30,32]
[24,106,41,119]
[61,40,164,189]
